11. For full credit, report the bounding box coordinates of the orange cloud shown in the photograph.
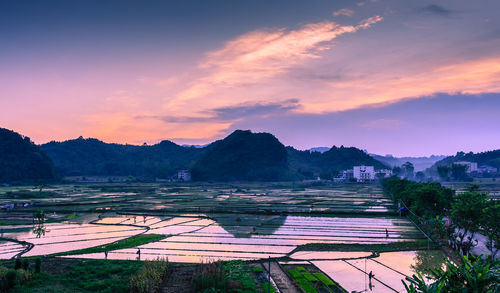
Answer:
[166,16,383,112]
[304,56,500,112]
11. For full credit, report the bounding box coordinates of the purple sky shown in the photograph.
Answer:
[1,0,499,156]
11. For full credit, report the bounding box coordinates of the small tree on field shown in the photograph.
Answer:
[437,166,450,181]
[482,201,500,259]
[451,192,487,255]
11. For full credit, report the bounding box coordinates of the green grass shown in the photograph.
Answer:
[222,260,257,293]
[252,267,263,273]
[51,234,167,256]
[262,282,277,293]
[10,259,143,293]
[302,271,318,282]
[313,272,334,286]
[296,266,306,272]
[288,269,318,293]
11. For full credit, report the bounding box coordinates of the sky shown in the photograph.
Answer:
[1,0,499,156]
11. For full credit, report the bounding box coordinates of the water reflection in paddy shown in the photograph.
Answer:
[0,219,147,258]
[311,250,447,293]
[63,214,423,264]
[0,241,25,259]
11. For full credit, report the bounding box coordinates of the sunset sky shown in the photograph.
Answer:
[1,0,499,156]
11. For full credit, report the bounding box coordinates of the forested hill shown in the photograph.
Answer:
[41,137,205,178]
[430,150,500,170]
[287,146,389,179]
[38,129,390,181]
[191,130,290,181]
[0,128,58,183]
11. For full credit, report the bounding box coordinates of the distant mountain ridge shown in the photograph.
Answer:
[370,154,446,171]
[2,128,395,182]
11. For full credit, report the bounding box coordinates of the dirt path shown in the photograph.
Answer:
[161,265,196,293]
[262,260,300,293]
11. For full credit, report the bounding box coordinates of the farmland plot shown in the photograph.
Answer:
[0,220,147,258]
[64,214,424,263]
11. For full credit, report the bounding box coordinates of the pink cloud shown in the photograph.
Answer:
[166,15,384,112]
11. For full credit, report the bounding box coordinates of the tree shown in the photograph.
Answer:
[451,164,469,181]
[403,255,499,293]
[411,184,453,218]
[415,171,425,182]
[32,210,47,238]
[482,201,500,259]
[393,166,403,177]
[437,166,450,181]
[319,172,332,180]
[451,192,488,254]
[402,162,415,179]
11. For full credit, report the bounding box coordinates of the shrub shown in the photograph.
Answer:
[22,259,30,271]
[5,269,18,290]
[14,259,22,270]
[252,267,263,273]
[35,258,41,273]
[194,260,256,293]
[129,258,169,293]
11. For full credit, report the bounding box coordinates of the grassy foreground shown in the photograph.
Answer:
[8,259,144,293]
[52,234,167,256]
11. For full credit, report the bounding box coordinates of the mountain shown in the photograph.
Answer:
[191,130,290,181]
[41,137,204,178]
[39,129,390,181]
[288,145,389,178]
[430,150,500,170]
[370,154,446,172]
[0,128,58,183]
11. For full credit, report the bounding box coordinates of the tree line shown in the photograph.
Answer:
[382,177,499,291]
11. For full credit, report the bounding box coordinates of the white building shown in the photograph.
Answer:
[353,166,375,182]
[454,161,478,173]
[478,165,498,173]
[377,169,393,178]
[177,170,192,181]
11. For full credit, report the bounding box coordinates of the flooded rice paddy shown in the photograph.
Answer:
[0,213,423,261]
[27,213,423,263]
[309,250,447,292]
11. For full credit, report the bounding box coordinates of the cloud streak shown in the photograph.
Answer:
[140,99,300,123]
[166,15,383,110]
[421,4,452,16]
[333,8,355,17]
